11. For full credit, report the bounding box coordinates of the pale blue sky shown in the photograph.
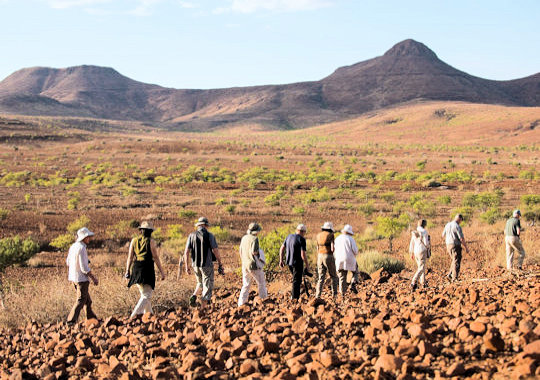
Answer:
[1,0,539,89]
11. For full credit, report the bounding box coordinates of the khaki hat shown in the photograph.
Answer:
[248,222,262,232]
[76,227,95,242]
[341,224,354,235]
[513,209,521,217]
[296,224,307,232]
[139,221,154,231]
[321,222,334,232]
[195,217,209,227]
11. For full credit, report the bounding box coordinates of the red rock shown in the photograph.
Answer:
[469,321,486,335]
[396,342,418,357]
[112,336,129,348]
[513,357,536,378]
[446,362,466,377]
[371,268,391,284]
[320,351,339,368]
[523,340,540,360]
[418,340,435,357]
[84,318,100,328]
[239,359,258,375]
[374,354,403,373]
[104,316,122,327]
[74,356,94,370]
[484,329,505,352]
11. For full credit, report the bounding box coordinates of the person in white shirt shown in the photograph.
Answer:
[66,227,98,324]
[334,225,359,295]
[409,219,431,291]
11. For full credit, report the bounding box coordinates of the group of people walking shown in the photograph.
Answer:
[65,210,527,323]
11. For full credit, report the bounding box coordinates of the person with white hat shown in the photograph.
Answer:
[238,222,268,306]
[183,217,223,307]
[504,209,526,270]
[334,224,359,295]
[409,219,431,291]
[279,224,311,300]
[125,221,166,317]
[315,222,338,299]
[66,227,98,324]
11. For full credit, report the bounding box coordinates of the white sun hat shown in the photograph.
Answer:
[321,222,334,232]
[341,224,354,235]
[76,227,95,242]
[296,224,307,232]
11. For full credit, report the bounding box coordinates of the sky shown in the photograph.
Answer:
[1,0,539,89]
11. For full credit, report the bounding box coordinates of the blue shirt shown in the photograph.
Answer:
[283,234,306,267]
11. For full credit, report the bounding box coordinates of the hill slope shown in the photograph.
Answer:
[0,40,539,130]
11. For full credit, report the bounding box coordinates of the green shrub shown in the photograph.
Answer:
[0,236,39,271]
[450,206,473,223]
[208,226,232,242]
[357,250,405,274]
[437,195,452,205]
[50,233,74,251]
[521,194,540,207]
[67,215,91,234]
[480,208,502,225]
[107,220,138,240]
[0,209,9,221]
[380,192,396,204]
[224,205,236,214]
[375,213,411,252]
[215,197,227,206]
[523,205,540,222]
[178,208,197,219]
[411,199,436,217]
[358,202,376,217]
[292,206,305,215]
[259,226,291,281]
[462,191,501,210]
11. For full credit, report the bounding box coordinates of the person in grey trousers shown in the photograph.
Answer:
[442,214,468,281]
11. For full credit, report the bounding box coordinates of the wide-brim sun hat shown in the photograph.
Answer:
[296,224,307,232]
[248,222,262,233]
[76,227,95,242]
[195,217,210,227]
[341,224,354,235]
[513,209,521,217]
[321,222,334,232]
[139,221,154,231]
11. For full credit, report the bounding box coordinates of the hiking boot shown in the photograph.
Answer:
[189,295,197,307]
[350,283,358,294]
[411,283,417,292]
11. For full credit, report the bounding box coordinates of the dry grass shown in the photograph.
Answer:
[0,267,193,329]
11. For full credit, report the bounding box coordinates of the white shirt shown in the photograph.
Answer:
[334,234,359,271]
[66,241,91,282]
[409,226,429,255]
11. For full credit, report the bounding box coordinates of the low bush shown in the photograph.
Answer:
[67,215,91,234]
[178,208,197,219]
[0,209,9,221]
[357,250,405,274]
[259,226,290,281]
[521,194,540,207]
[50,233,73,251]
[208,226,232,242]
[480,208,502,225]
[107,219,138,240]
[0,236,40,271]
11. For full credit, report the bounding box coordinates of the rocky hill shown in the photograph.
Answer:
[1,268,539,379]
[0,39,539,130]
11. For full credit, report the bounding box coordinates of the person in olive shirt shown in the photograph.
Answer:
[315,222,338,299]
[505,209,526,270]
[279,224,310,300]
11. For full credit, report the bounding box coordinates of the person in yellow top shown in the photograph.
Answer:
[125,221,166,318]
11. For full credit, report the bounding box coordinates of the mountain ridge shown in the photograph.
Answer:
[0,39,538,130]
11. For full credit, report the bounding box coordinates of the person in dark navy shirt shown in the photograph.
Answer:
[280,224,310,300]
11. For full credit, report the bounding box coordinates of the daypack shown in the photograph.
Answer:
[191,228,216,267]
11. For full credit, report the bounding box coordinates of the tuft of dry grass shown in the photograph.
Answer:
[0,268,192,329]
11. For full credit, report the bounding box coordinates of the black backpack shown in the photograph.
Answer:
[191,228,215,267]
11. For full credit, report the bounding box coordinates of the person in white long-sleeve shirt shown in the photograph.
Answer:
[66,227,98,324]
[334,224,359,295]
[409,219,431,291]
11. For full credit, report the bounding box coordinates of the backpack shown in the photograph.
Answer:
[191,228,215,267]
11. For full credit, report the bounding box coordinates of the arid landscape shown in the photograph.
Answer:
[0,97,538,378]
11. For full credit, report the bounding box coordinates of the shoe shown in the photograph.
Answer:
[189,295,197,307]
[350,283,358,294]
[411,283,417,292]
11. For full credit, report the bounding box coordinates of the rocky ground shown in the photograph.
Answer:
[1,267,539,380]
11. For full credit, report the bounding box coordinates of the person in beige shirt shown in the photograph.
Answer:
[238,223,267,306]
[315,222,338,298]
